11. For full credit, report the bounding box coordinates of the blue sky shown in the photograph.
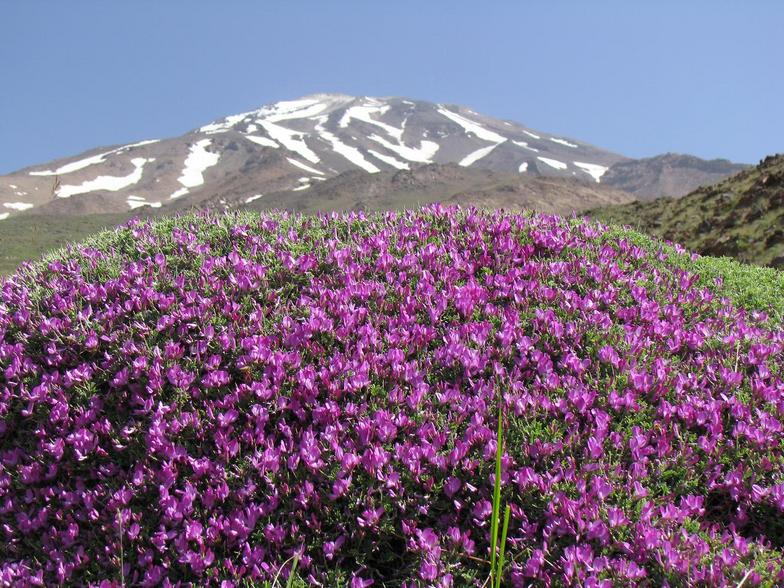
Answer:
[1,1,781,173]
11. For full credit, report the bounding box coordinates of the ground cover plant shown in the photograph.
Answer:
[1,205,783,586]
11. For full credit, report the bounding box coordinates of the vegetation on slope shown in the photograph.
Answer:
[1,206,783,586]
[0,212,137,276]
[589,154,784,268]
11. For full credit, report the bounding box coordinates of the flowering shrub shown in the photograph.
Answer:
[1,205,783,586]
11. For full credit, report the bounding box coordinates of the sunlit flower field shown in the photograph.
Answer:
[1,205,782,586]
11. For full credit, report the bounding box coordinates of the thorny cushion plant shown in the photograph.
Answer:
[0,205,783,586]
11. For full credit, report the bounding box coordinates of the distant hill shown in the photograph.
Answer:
[600,153,749,199]
[589,154,784,268]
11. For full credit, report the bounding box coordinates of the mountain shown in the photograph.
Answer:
[0,93,743,222]
[588,154,784,268]
[0,94,625,219]
[600,153,749,199]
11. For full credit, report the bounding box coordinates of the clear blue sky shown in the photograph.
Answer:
[1,1,781,173]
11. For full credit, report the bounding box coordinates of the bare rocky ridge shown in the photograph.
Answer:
[0,94,745,221]
[601,153,749,199]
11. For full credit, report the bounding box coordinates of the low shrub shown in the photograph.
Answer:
[1,205,782,586]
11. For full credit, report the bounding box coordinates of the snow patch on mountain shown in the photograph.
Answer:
[437,108,507,143]
[259,121,320,163]
[573,161,608,182]
[368,134,439,164]
[57,157,153,199]
[169,140,220,199]
[340,104,404,141]
[459,144,499,167]
[30,152,109,177]
[312,115,379,173]
[319,130,380,173]
[537,157,568,171]
[200,112,254,134]
[170,188,189,199]
[178,140,220,188]
[127,195,161,209]
[550,137,578,148]
[244,135,279,148]
[29,140,159,177]
[3,202,34,211]
[513,140,539,153]
[259,99,329,122]
[293,177,312,191]
[287,158,324,175]
[368,149,409,170]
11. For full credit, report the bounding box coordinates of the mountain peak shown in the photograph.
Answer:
[298,92,357,101]
[0,94,741,220]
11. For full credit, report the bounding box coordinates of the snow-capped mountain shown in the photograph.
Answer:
[0,94,629,219]
[0,94,746,220]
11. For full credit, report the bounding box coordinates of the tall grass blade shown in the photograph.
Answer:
[286,553,301,588]
[490,392,504,580]
[494,505,511,588]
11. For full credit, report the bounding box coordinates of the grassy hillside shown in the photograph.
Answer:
[0,212,136,275]
[589,154,784,268]
[2,207,783,585]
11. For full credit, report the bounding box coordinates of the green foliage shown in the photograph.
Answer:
[589,154,784,269]
[489,390,511,586]
[0,212,136,275]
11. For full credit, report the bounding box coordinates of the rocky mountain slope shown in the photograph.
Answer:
[600,153,749,199]
[243,163,634,216]
[0,94,745,221]
[589,154,784,268]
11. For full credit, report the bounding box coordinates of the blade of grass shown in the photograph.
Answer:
[286,553,301,588]
[490,391,504,580]
[271,554,298,588]
[494,505,511,588]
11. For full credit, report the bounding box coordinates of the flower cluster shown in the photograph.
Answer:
[0,205,782,586]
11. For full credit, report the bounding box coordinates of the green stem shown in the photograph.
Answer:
[494,505,511,588]
[490,391,504,580]
[285,553,300,588]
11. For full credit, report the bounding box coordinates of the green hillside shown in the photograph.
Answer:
[589,154,784,268]
[0,213,136,276]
